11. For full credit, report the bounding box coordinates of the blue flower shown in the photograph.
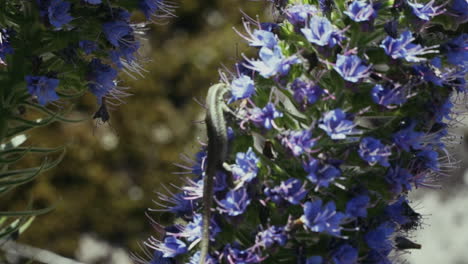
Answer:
[371,84,407,108]
[238,22,278,49]
[264,178,308,205]
[392,123,423,151]
[412,62,444,87]
[291,78,324,106]
[449,0,468,22]
[179,213,220,242]
[46,0,73,28]
[319,0,334,13]
[255,225,287,248]
[161,192,194,217]
[251,102,283,130]
[416,148,440,171]
[149,250,172,264]
[304,159,341,189]
[159,236,187,258]
[301,16,343,48]
[345,195,370,218]
[344,0,376,22]
[217,187,251,216]
[318,109,358,140]
[306,256,323,264]
[380,30,438,62]
[358,137,391,167]
[407,0,444,21]
[84,0,101,4]
[442,34,468,67]
[223,243,263,264]
[281,129,317,157]
[365,222,395,255]
[285,4,318,26]
[331,244,358,264]
[229,75,255,102]
[0,28,14,64]
[231,147,259,186]
[139,0,175,19]
[385,197,414,225]
[333,54,371,83]
[87,59,118,103]
[188,251,218,264]
[102,21,133,48]
[301,200,345,236]
[245,46,300,78]
[385,166,413,194]
[26,75,60,105]
[79,40,98,55]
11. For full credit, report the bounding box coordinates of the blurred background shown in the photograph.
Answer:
[2,1,468,263]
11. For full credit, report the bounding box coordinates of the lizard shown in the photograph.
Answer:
[199,83,229,264]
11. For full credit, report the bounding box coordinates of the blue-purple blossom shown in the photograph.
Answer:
[433,98,453,122]
[158,236,187,258]
[217,187,251,216]
[139,0,175,19]
[264,178,308,205]
[304,159,341,189]
[84,0,101,4]
[149,250,172,264]
[179,213,220,242]
[333,54,371,83]
[318,109,358,140]
[442,34,468,67]
[380,30,438,62]
[188,251,218,264]
[416,148,440,171]
[301,16,343,48]
[358,137,391,167]
[408,0,444,21]
[26,75,60,105]
[251,102,283,130]
[449,0,468,22]
[0,28,14,64]
[79,40,98,55]
[301,200,345,236]
[345,195,370,218]
[239,24,278,49]
[385,197,413,225]
[344,0,376,22]
[87,59,118,103]
[365,222,396,255]
[385,166,413,194]
[371,84,407,108]
[46,0,74,28]
[291,78,324,106]
[285,4,318,26]
[255,225,287,248]
[223,243,263,263]
[306,256,323,264]
[412,62,444,87]
[230,75,255,102]
[102,21,133,48]
[392,123,424,151]
[331,244,358,264]
[245,46,300,78]
[231,147,259,185]
[281,129,317,157]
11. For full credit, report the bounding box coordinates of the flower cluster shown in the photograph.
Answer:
[145,0,466,263]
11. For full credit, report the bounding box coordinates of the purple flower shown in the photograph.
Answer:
[244,46,300,78]
[306,256,323,264]
[285,4,318,26]
[26,75,60,105]
[217,187,251,216]
[178,213,220,242]
[319,0,334,13]
[392,123,423,151]
[87,59,117,103]
[301,200,345,236]
[238,22,278,49]
[345,195,370,218]
[158,236,187,258]
[449,0,468,22]
[223,243,263,264]
[371,84,407,108]
[84,0,101,4]
[0,28,14,64]
[442,34,468,67]
[301,16,343,48]
[385,166,413,194]
[380,30,438,62]
[304,159,341,189]
[408,0,444,21]
[139,0,175,19]
[385,197,414,225]
[365,222,395,255]
[416,148,440,171]
[331,244,358,264]
[333,54,371,83]
[160,192,194,217]
[251,102,283,130]
[232,147,259,185]
[255,225,287,248]
[281,129,317,157]
[318,109,358,140]
[230,75,255,102]
[149,251,172,264]
[412,62,443,87]
[291,78,324,106]
[358,137,391,167]
[264,178,308,205]
[46,0,74,28]
[344,0,376,22]
[79,40,98,55]
[102,21,133,48]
